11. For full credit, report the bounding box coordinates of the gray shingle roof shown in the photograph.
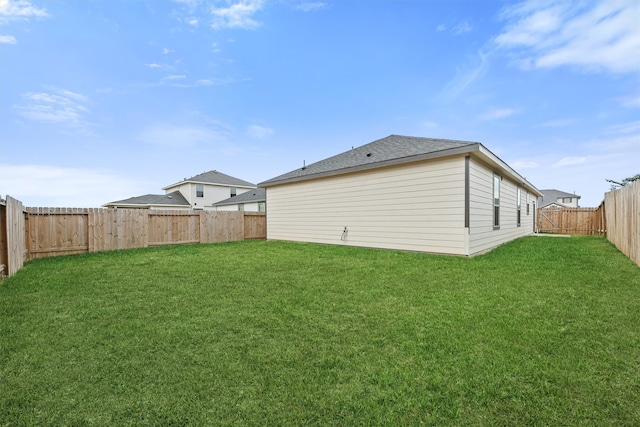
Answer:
[164,170,256,189]
[538,189,581,207]
[212,188,266,207]
[259,135,479,187]
[103,191,190,207]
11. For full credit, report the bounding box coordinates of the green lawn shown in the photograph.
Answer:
[1,236,639,426]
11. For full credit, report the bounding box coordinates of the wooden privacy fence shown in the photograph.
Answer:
[537,205,606,235]
[604,181,639,267]
[0,196,26,277]
[26,208,265,260]
[0,199,266,276]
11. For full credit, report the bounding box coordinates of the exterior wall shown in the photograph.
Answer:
[149,205,191,210]
[467,157,535,255]
[266,156,468,255]
[215,202,262,212]
[556,197,579,208]
[166,183,252,209]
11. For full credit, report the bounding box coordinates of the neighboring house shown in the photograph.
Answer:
[104,170,256,210]
[212,188,266,212]
[259,135,543,256]
[102,191,191,210]
[537,189,581,208]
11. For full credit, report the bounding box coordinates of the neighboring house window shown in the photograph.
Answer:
[562,197,572,203]
[517,186,522,227]
[196,184,204,198]
[258,202,265,212]
[230,187,237,197]
[238,203,244,212]
[493,174,500,229]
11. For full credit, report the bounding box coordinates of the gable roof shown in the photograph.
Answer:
[103,191,190,208]
[163,170,255,190]
[212,188,266,207]
[538,189,581,207]
[259,135,542,197]
[260,135,477,187]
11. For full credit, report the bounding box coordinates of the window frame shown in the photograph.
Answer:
[195,184,204,198]
[517,186,522,227]
[493,174,501,229]
[230,187,237,197]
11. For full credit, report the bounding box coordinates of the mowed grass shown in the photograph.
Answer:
[1,236,639,426]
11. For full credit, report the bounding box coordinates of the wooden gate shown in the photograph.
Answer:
[537,205,606,235]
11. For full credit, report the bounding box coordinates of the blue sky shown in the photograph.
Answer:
[1,0,638,208]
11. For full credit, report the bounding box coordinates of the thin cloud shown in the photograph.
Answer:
[170,77,234,88]
[617,93,640,109]
[495,0,640,74]
[436,24,446,32]
[552,157,587,167]
[165,74,187,80]
[512,160,538,169]
[210,0,264,30]
[0,0,48,24]
[452,21,473,35]
[421,120,438,129]
[0,34,16,43]
[295,2,327,12]
[539,118,576,128]
[478,108,517,120]
[137,124,230,149]
[246,125,274,139]
[604,119,640,135]
[0,164,151,208]
[13,86,93,134]
[440,49,489,100]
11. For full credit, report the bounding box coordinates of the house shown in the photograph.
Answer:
[101,191,191,210]
[259,135,543,256]
[103,170,256,210]
[537,189,581,208]
[212,188,266,212]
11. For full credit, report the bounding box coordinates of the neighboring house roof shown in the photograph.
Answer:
[212,188,266,207]
[103,191,190,208]
[538,189,581,207]
[163,170,256,190]
[259,134,542,197]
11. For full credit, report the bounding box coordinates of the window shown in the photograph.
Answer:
[238,203,244,211]
[562,197,572,203]
[517,186,522,227]
[196,184,204,198]
[493,174,501,228]
[258,202,265,212]
[230,187,237,197]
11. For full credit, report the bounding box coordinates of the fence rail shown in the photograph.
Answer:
[537,205,606,235]
[604,181,639,266]
[1,200,266,276]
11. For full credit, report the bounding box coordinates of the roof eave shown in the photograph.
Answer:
[259,143,482,187]
[214,199,265,207]
[101,202,190,208]
[162,181,255,190]
[475,145,543,197]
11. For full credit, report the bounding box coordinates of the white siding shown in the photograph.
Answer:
[266,156,467,255]
[166,183,252,209]
[468,158,535,255]
[215,202,262,212]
